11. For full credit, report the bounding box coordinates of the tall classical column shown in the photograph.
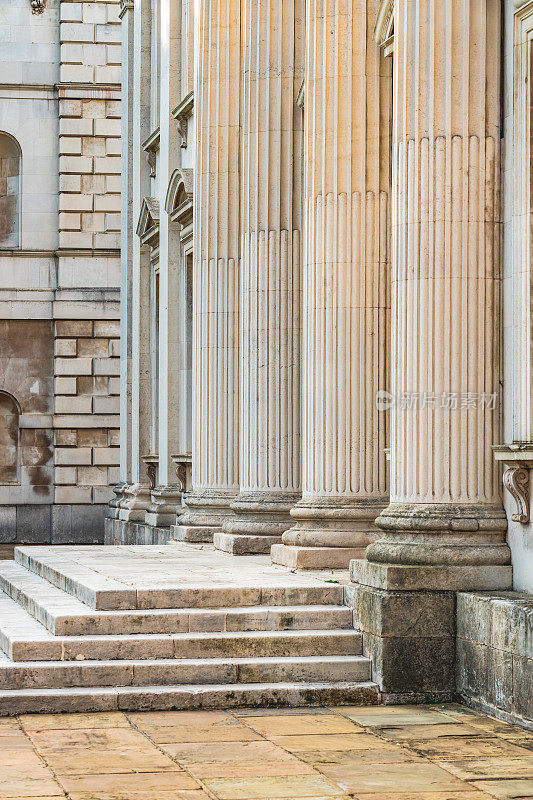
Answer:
[213,0,304,556]
[119,0,152,523]
[355,0,512,590]
[272,0,391,569]
[174,0,241,541]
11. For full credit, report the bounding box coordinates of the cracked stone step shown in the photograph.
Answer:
[3,626,363,663]
[0,560,353,635]
[0,680,380,715]
[14,545,347,610]
[0,654,372,690]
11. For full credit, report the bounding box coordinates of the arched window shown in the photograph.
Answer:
[0,392,20,484]
[0,133,21,249]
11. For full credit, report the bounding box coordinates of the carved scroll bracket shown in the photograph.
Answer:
[493,443,533,524]
[170,453,192,493]
[141,453,159,491]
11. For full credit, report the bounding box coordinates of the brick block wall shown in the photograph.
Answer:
[53,319,120,510]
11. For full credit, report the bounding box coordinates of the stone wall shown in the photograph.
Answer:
[457,592,533,730]
[0,0,120,551]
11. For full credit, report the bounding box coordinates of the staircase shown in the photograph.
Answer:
[0,544,378,714]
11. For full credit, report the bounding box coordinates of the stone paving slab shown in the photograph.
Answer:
[14,543,349,610]
[0,703,531,800]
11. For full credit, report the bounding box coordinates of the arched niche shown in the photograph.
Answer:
[165,168,193,240]
[0,132,22,249]
[0,392,21,484]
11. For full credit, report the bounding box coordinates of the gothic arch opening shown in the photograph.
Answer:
[0,132,21,249]
[0,392,21,484]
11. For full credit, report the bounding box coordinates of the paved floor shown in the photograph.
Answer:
[0,703,532,799]
[15,544,350,592]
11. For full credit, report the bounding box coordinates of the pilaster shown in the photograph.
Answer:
[120,0,152,522]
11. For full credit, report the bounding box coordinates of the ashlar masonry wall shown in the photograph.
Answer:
[0,0,121,552]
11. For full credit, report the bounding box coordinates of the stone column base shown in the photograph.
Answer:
[352,559,513,592]
[214,531,280,555]
[271,544,367,569]
[349,557,513,701]
[117,483,151,522]
[170,524,220,543]
[144,486,182,528]
[346,579,456,702]
[214,492,298,555]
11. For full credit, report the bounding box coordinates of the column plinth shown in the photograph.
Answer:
[118,483,151,522]
[216,492,300,555]
[144,486,182,528]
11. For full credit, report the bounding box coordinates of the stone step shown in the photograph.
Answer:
[4,626,362,663]
[0,654,372,690]
[14,546,346,610]
[0,680,380,715]
[0,561,353,636]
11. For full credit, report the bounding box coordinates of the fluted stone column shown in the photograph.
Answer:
[354,0,512,592]
[272,0,391,569]
[213,0,304,556]
[174,0,241,541]
[349,0,510,701]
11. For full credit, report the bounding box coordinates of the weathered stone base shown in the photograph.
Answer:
[104,517,175,546]
[351,559,513,592]
[214,532,280,555]
[271,544,367,569]
[457,591,533,729]
[1,504,106,547]
[345,582,456,698]
[171,525,219,543]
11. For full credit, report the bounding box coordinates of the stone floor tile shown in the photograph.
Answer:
[202,774,346,799]
[472,778,533,799]
[129,710,262,743]
[298,746,424,767]
[19,711,130,730]
[0,717,20,728]
[0,778,64,799]
[67,794,209,800]
[408,737,532,760]
[161,739,315,778]
[349,793,495,800]
[437,756,533,780]
[26,727,182,775]
[234,707,332,716]
[269,733,402,752]
[316,762,471,794]
[241,713,363,737]
[57,771,205,798]
[333,707,453,727]
[378,724,486,741]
